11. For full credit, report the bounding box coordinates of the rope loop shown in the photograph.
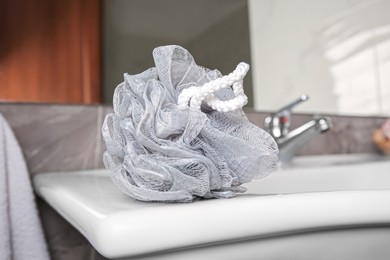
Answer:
[178,62,249,112]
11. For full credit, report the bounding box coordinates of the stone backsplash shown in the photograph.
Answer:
[245,109,388,156]
[1,104,387,176]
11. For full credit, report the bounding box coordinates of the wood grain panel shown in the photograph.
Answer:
[0,0,101,104]
[81,0,102,104]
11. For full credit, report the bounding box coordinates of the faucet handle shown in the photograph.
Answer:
[265,95,309,139]
[274,95,309,116]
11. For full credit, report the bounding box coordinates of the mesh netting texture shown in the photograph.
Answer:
[102,45,279,202]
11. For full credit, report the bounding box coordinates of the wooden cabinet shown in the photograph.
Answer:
[0,0,101,104]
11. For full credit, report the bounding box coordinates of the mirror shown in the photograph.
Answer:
[104,0,390,116]
[248,0,390,116]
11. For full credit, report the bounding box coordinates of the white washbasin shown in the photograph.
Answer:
[245,154,390,194]
[33,155,390,260]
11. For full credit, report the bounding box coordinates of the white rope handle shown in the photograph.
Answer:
[177,62,249,112]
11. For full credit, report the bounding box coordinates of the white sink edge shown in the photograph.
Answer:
[286,153,389,169]
[34,168,390,259]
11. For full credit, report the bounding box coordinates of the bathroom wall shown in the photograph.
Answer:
[103,0,253,106]
[0,103,388,259]
[248,0,390,115]
[187,4,253,107]
[248,0,339,113]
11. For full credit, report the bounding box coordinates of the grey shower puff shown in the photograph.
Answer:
[102,45,278,202]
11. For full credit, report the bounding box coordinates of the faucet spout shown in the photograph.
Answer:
[264,95,333,167]
[278,117,332,165]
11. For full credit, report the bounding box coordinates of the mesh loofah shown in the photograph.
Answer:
[102,45,279,202]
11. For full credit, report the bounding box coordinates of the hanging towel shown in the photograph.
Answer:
[0,114,50,260]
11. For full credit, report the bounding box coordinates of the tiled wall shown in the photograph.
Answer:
[0,103,388,260]
[0,104,112,175]
[1,104,387,176]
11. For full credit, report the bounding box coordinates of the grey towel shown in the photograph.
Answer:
[0,114,50,260]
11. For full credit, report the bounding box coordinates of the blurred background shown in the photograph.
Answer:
[1,0,389,116]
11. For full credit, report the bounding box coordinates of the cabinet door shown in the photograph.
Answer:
[0,0,101,104]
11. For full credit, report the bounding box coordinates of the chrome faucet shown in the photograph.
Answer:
[265,95,332,166]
